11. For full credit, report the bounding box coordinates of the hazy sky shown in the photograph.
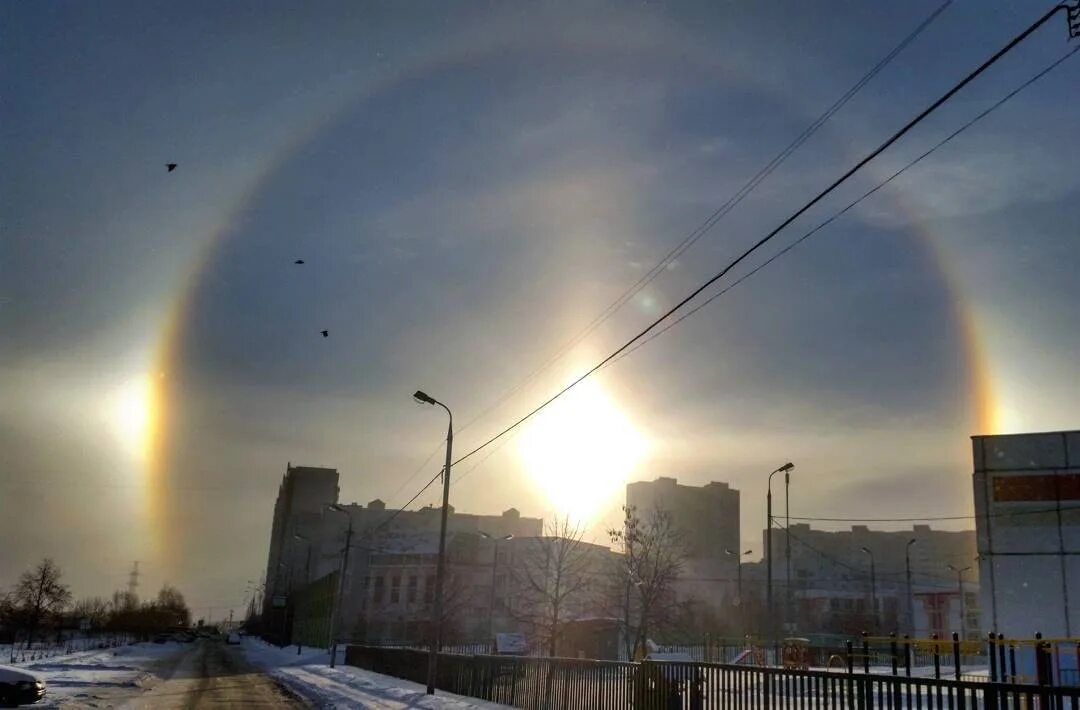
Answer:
[3,1,1078,620]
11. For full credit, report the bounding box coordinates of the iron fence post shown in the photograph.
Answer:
[932,633,941,680]
[952,631,962,681]
[988,632,998,683]
[903,635,911,678]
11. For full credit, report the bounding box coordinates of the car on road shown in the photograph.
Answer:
[0,664,46,707]
[225,632,241,645]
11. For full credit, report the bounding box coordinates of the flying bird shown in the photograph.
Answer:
[320,330,329,338]
[166,163,177,172]
[294,259,305,265]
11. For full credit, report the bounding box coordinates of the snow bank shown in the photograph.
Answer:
[242,638,509,709]
[17,641,186,708]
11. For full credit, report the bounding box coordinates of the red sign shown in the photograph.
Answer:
[993,473,1080,502]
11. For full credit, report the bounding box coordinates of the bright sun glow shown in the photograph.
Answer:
[108,375,154,461]
[517,378,648,523]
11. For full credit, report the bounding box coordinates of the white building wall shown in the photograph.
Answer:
[973,430,1080,639]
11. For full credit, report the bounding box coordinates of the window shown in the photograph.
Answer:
[424,575,435,603]
[373,576,385,604]
[407,575,418,603]
[390,575,401,603]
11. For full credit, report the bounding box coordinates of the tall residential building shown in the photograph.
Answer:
[626,477,741,614]
[263,464,340,616]
[973,430,1080,638]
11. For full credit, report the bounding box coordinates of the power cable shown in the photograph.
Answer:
[446,5,1073,473]
[453,0,953,436]
[610,42,1080,363]
[789,504,1080,523]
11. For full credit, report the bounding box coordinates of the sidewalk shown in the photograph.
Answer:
[242,638,510,709]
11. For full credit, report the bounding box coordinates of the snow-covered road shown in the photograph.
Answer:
[12,637,509,708]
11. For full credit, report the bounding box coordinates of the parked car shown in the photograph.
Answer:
[152,633,171,644]
[226,632,241,645]
[0,664,46,707]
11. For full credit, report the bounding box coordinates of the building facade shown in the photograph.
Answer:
[763,524,979,638]
[261,466,544,646]
[973,430,1080,638]
[262,464,340,634]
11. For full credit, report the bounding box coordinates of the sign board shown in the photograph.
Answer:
[495,632,527,655]
[272,595,287,608]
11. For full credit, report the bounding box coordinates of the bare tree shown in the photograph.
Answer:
[12,558,72,646]
[511,516,592,656]
[608,505,686,660]
[71,596,111,630]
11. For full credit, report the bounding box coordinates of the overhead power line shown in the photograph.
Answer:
[610,42,1080,364]
[444,4,1074,474]
[453,0,953,438]
[789,503,1080,523]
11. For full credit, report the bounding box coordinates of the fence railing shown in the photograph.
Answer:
[345,644,1080,710]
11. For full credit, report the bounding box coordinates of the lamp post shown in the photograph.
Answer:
[294,533,313,586]
[860,546,877,630]
[413,389,453,696]
[480,532,513,649]
[724,548,753,608]
[905,539,917,635]
[785,467,792,633]
[947,565,972,640]
[293,534,313,655]
[327,503,353,668]
[766,462,794,642]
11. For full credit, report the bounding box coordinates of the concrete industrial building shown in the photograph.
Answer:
[973,430,1080,638]
[764,524,979,638]
[626,477,741,614]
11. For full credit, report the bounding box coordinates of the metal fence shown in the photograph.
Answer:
[345,644,1080,710]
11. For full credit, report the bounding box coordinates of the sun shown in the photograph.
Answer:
[517,378,648,523]
[107,375,154,461]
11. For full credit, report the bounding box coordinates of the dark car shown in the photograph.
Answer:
[0,664,46,707]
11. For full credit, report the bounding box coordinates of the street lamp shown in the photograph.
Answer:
[326,503,354,668]
[724,548,753,610]
[766,462,794,642]
[294,533,313,586]
[479,531,513,648]
[947,565,972,640]
[860,546,877,630]
[905,539,917,635]
[413,389,454,696]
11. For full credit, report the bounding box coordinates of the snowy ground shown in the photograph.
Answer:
[241,637,510,709]
[11,641,188,707]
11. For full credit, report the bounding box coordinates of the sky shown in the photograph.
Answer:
[2,1,1078,620]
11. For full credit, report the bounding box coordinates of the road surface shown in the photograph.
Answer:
[119,639,308,708]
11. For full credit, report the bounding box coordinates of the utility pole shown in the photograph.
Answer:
[906,539,917,634]
[327,504,354,668]
[861,546,877,629]
[128,561,140,599]
[948,565,972,640]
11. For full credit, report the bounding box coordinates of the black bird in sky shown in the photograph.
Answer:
[320,330,329,338]
[166,163,177,172]
[294,259,305,265]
